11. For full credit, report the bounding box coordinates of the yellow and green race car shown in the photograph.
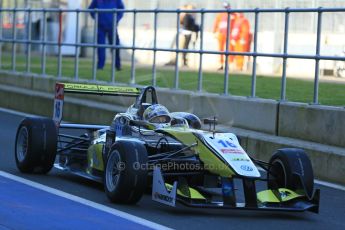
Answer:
[15,82,320,213]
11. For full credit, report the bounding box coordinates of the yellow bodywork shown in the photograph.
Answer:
[87,144,104,171]
[257,188,304,203]
[161,128,235,177]
[165,183,206,200]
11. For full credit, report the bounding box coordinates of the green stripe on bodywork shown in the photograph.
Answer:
[160,128,234,177]
[165,183,206,200]
[257,188,304,203]
[87,144,104,171]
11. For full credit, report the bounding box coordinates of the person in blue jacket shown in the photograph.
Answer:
[89,0,124,70]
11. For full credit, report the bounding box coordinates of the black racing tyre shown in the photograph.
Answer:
[268,148,314,198]
[15,117,57,174]
[104,140,148,204]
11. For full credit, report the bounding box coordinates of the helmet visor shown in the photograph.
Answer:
[149,115,171,124]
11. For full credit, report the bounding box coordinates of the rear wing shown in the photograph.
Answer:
[62,83,141,96]
[53,82,141,127]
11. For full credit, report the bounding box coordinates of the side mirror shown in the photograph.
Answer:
[203,117,218,126]
[203,117,217,137]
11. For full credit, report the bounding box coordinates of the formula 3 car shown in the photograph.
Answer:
[14,82,320,213]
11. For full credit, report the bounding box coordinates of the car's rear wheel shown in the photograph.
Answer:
[104,141,148,204]
[267,148,314,198]
[15,117,57,174]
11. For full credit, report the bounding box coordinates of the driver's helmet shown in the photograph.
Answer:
[143,104,171,126]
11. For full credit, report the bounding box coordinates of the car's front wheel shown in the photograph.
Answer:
[267,148,314,198]
[104,140,148,204]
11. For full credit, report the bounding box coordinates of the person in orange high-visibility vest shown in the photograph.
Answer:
[213,2,237,70]
[231,13,252,71]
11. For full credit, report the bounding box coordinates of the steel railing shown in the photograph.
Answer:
[0,7,345,104]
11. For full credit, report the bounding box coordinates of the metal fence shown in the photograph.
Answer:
[120,0,345,34]
[0,7,345,105]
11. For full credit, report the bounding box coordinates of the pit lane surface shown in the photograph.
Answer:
[0,173,156,230]
[1,108,345,230]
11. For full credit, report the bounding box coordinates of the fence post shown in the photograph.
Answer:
[152,9,158,87]
[130,9,137,84]
[11,8,17,72]
[25,8,32,73]
[41,9,47,76]
[92,10,98,81]
[174,10,180,89]
[0,9,3,69]
[74,9,80,80]
[313,8,322,105]
[251,9,259,98]
[280,8,290,101]
[111,9,117,83]
[197,9,205,93]
[57,9,63,78]
[223,9,231,95]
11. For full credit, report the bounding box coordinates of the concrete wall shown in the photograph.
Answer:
[1,73,345,147]
[156,89,278,134]
[279,102,345,148]
[0,73,279,135]
[0,85,53,118]
[237,128,345,184]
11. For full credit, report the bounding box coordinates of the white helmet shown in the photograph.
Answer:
[143,104,171,126]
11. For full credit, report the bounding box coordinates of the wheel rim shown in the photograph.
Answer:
[16,126,29,163]
[105,150,121,192]
[271,159,287,188]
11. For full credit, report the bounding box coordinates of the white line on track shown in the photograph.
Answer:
[0,107,34,117]
[0,171,171,230]
[257,167,345,191]
[1,106,345,193]
[314,179,345,192]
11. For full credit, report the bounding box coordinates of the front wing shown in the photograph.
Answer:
[152,168,320,213]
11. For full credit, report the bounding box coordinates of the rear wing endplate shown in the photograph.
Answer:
[53,82,141,127]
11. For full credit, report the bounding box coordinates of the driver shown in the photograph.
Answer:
[143,104,171,128]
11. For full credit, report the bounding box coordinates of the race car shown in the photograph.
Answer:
[14,82,320,213]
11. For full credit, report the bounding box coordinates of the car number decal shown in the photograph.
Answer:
[201,133,260,178]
